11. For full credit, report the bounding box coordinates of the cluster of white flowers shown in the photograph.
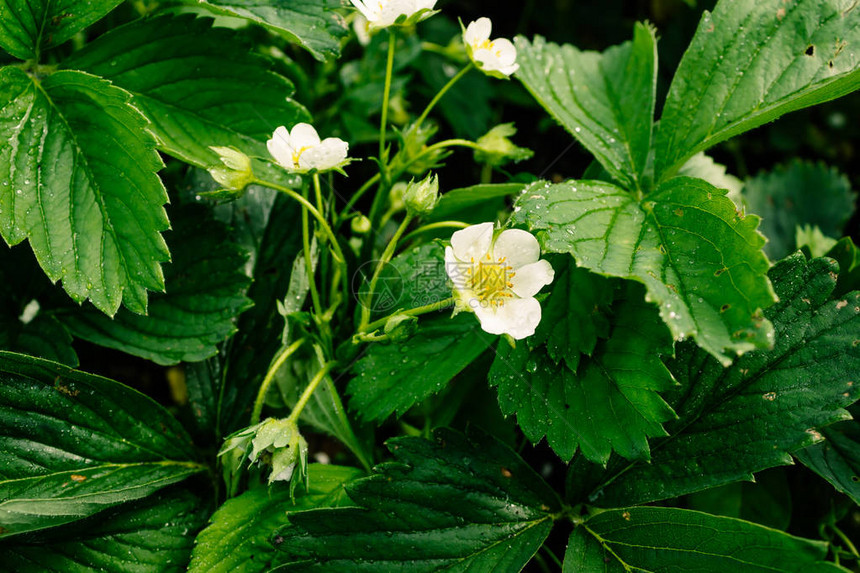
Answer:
[258,5,546,339]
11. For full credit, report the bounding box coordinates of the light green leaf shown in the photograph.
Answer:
[743,160,855,260]
[528,257,613,370]
[0,0,122,60]
[0,352,204,537]
[678,152,743,205]
[593,255,860,506]
[567,507,847,572]
[490,284,676,464]
[64,14,310,178]
[348,314,494,422]
[795,411,860,505]
[515,23,657,191]
[513,177,776,365]
[198,0,347,61]
[189,465,362,573]
[1,488,208,572]
[59,205,253,366]
[0,67,170,316]
[271,429,560,572]
[655,0,860,181]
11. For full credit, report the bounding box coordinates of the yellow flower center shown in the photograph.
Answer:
[292,145,311,168]
[475,39,503,58]
[466,253,515,307]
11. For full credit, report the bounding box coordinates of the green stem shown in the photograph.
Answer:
[380,31,397,168]
[313,173,325,215]
[359,214,413,330]
[336,172,381,227]
[392,139,482,181]
[301,187,324,317]
[832,523,860,558]
[361,296,456,334]
[250,339,306,424]
[401,220,469,244]
[287,361,337,424]
[414,63,473,131]
[254,178,346,265]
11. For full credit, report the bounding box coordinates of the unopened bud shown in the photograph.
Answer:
[403,173,439,216]
[351,214,372,234]
[208,146,254,191]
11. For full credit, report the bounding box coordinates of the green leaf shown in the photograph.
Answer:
[1,488,207,572]
[189,465,362,573]
[513,177,776,365]
[0,314,77,367]
[271,429,560,572]
[826,237,860,297]
[567,507,846,572]
[59,205,252,365]
[216,196,302,436]
[686,468,793,531]
[795,417,860,506]
[0,67,170,316]
[0,243,77,366]
[348,314,494,422]
[742,160,855,260]
[490,284,676,464]
[677,152,743,204]
[427,183,524,224]
[64,14,310,177]
[198,0,347,61]
[0,352,204,537]
[593,255,860,506]
[529,257,613,370]
[655,0,860,181]
[0,0,122,60]
[515,23,657,191]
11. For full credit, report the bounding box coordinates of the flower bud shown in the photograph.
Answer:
[218,417,309,490]
[403,173,439,216]
[351,214,372,234]
[474,123,533,167]
[383,313,418,341]
[208,146,254,191]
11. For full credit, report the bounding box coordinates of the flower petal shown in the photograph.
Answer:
[510,259,555,298]
[267,126,294,169]
[464,17,492,46]
[451,222,494,262]
[300,137,349,171]
[473,297,542,339]
[350,0,374,20]
[289,123,321,148]
[491,38,517,66]
[492,228,540,269]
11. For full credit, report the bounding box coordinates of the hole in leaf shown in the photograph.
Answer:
[852,475,859,483]
[720,304,731,313]
[829,60,834,69]
[805,45,815,56]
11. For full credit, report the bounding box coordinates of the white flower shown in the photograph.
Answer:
[267,123,349,174]
[350,0,437,30]
[463,18,519,78]
[445,223,554,339]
